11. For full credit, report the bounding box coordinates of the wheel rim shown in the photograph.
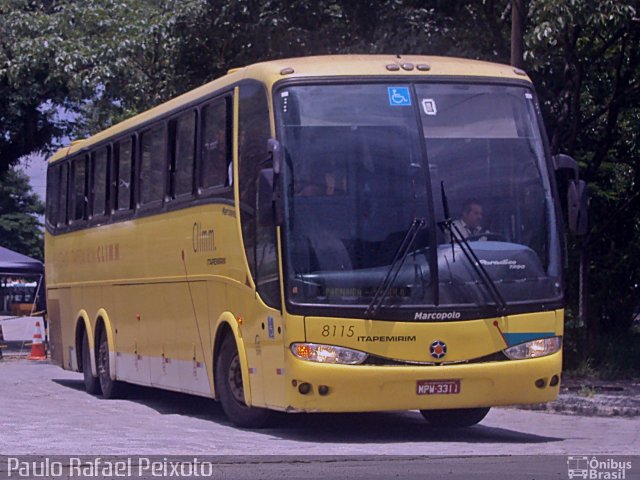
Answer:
[97,337,109,380]
[227,352,245,404]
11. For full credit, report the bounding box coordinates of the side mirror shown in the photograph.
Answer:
[568,179,588,236]
[553,153,588,236]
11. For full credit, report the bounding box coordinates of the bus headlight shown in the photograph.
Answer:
[503,336,562,360]
[291,343,368,365]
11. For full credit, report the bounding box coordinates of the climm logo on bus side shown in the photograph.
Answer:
[192,222,216,253]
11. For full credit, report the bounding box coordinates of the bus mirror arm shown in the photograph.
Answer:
[268,139,283,175]
[259,139,285,227]
[553,153,579,180]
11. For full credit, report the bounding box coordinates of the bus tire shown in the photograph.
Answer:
[81,329,101,395]
[97,329,127,399]
[420,407,490,428]
[216,335,272,428]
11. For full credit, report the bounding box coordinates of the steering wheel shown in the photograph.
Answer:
[466,231,506,242]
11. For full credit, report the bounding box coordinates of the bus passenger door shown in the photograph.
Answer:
[237,81,286,408]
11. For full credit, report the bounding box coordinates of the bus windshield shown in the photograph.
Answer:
[277,82,562,317]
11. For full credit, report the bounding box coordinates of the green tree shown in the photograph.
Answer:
[0,0,204,172]
[0,167,44,260]
[524,0,640,343]
[0,0,71,175]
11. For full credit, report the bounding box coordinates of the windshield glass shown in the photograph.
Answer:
[276,82,561,317]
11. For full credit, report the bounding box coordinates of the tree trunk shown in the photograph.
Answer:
[510,0,525,69]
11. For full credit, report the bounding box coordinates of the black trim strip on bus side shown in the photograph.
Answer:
[270,75,564,322]
[48,195,236,235]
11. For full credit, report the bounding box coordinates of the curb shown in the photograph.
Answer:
[516,380,640,417]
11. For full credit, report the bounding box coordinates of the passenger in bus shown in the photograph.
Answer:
[295,160,346,197]
[446,199,486,241]
[292,162,352,272]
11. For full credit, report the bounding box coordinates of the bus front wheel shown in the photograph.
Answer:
[97,329,127,399]
[216,335,272,428]
[81,329,101,395]
[420,407,490,428]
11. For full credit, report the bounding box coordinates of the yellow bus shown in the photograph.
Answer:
[45,55,586,428]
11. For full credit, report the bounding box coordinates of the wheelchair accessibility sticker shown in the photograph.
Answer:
[388,87,411,106]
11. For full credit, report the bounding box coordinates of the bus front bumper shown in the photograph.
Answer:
[281,351,562,412]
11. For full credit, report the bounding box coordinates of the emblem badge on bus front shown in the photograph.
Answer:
[430,340,447,359]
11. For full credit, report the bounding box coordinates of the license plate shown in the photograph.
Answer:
[416,379,461,395]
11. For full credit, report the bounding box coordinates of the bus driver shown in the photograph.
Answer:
[445,199,486,242]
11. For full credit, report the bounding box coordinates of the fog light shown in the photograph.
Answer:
[298,382,311,395]
[550,375,560,387]
[535,378,546,389]
[318,385,329,396]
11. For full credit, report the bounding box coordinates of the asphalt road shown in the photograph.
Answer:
[1,359,639,455]
[3,322,639,480]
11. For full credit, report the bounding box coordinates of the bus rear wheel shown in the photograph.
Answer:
[81,329,101,395]
[420,407,490,428]
[96,329,127,399]
[216,335,272,428]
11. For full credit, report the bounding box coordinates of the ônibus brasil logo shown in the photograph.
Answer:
[567,456,633,479]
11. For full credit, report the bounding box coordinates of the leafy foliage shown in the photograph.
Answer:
[0,167,44,260]
[525,0,640,337]
[0,1,70,175]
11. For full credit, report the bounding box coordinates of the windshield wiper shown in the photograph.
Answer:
[437,182,507,314]
[365,217,426,318]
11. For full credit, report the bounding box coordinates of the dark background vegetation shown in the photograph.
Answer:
[1,0,638,375]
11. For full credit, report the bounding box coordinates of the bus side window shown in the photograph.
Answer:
[91,146,109,218]
[170,110,196,199]
[71,155,88,223]
[139,124,165,207]
[46,165,60,229]
[200,97,231,192]
[114,137,134,212]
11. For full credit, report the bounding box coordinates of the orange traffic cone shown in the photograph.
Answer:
[27,321,47,360]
